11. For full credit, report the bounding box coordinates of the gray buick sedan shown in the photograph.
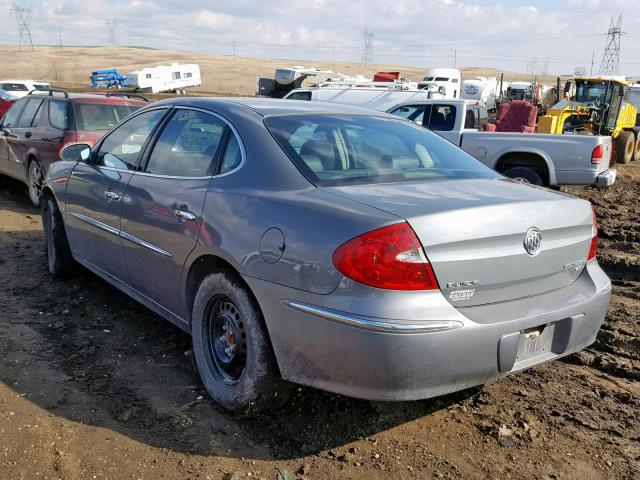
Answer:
[42,98,611,411]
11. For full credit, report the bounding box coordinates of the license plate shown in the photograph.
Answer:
[515,323,555,362]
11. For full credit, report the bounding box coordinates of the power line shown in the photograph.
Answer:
[106,19,117,47]
[10,2,34,52]
[361,28,375,69]
[599,15,623,75]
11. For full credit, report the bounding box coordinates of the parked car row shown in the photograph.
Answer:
[0,86,611,413]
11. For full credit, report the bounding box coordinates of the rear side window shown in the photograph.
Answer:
[2,98,27,127]
[265,114,498,186]
[17,98,44,128]
[287,91,312,101]
[145,109,225,177]
[1,83,28,91]
[49,101,69,130]
[423,104,456,131]
[74,103,140,131]
[95,109,166,170]
[220,134,242,174]
[389,104,426,124]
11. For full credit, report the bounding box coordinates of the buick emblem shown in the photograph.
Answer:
[523,227,542,256]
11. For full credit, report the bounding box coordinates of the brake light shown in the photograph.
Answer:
[332,223,439,291]
[587,208,598,261]
[591,145,604,164]
[55,132,78,160]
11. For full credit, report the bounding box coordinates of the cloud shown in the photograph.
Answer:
[0,0,638,75]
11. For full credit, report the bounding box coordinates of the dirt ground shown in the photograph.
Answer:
[0,45,555,96]
[0,164,639,480]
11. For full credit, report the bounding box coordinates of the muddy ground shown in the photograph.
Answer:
[0,165,638,480]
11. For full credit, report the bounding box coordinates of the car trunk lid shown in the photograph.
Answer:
[323,178,593,307]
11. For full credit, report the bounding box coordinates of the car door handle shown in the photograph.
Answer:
[175,209,196,222]
[104,190,121,201]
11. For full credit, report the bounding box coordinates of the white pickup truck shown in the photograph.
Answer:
[385,100,617,188]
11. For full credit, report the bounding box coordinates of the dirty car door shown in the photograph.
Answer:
[65,108,167,280]
[0,98,27,175]
[119,108,230,319]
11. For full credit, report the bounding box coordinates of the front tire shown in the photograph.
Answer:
[42,195,76,277]
[502,166,545,186]
[28,160,44,207]
[191,272,287,412]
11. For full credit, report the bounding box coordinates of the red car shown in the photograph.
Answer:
[0,89,147,205]
[0,89,16,118]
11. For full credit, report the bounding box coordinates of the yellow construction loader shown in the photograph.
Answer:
[538,77,640,163]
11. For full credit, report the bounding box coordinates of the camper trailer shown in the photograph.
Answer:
[417,68,461,99]
[126,63,201,94]
[461,77,500,110]
[256,66,338,98]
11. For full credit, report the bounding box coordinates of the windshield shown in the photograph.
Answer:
[33,84,50,91]
[73,103,141,131]
[265,114,499,186]
[575,81,610,104]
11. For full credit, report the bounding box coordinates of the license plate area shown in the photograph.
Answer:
[515,323,555,363]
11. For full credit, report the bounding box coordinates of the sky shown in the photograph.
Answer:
[0,0,639,76]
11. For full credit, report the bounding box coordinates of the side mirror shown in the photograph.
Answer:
[60,143,91,163]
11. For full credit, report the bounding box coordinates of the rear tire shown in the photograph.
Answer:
[615,131,634,164]
[28,160,44,207]
[42,195,76,277]
[502,166,544,186]
[191,272,288,413]
[633,135,640,161]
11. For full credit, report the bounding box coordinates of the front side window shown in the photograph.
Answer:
[145,109,225,177]
[266,114,498,186]
[49,101,69,130]
[74,103,140,132]
[95,109,166,170]
[17,98,44,128]
[423,104,456,131]
[2,98,27,127]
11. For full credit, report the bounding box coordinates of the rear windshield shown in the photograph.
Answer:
[0,90,16,101]
[265,114,499,186]
[73,103,141,132]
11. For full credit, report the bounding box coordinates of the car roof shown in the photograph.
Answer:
[150,96,394,117]
[0,80,49,84]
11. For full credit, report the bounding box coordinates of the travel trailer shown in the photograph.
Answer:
[283,87,434,112]
[461,77,501,110]
[126,64,201,94]
[256,66,338,98]
[417,68,461,99]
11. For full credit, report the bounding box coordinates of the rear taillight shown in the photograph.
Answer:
[591,145,604,164]
[55,132,79,160]
[587,208,598,261]
[332,223,439,291]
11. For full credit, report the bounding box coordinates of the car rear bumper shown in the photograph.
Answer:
[244,262,611,401]
[595,168,617,187]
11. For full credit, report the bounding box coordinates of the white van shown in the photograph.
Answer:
[0,80,51,98]
[417,68,461,99]
[284,87,434,112]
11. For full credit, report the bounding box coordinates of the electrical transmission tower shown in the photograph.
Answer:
[599,15,623,75]
[106,19,118,47]
[10,2,34,52]
[361,29,375,69]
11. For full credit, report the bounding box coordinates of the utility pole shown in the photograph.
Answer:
[599,15,623,75]
[106,19,118,47]
[58,31,63,51]
[590,51,594,76]
[332,45,336,69]
[453,49,457,68]
[232,39,236,60]
[10,2,34,52]
[361,29,375,70]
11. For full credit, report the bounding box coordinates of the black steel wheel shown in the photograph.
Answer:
[205,296,247,384]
